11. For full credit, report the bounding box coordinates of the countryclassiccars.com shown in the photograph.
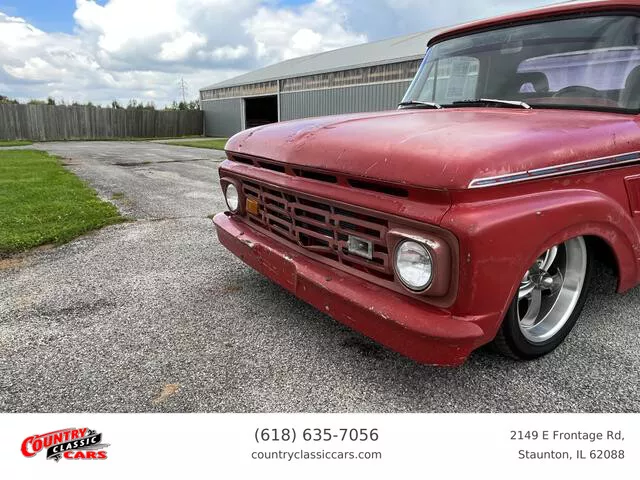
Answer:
[214,0,640,365]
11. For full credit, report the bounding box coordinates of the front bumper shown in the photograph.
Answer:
[214,212,487,366]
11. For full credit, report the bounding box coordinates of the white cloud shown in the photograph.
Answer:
[0,0,558,106]
[244,0,366,62]
[74,0,186,54]
[159,32,208,61]
[199,45,251,62]
[4,57,66,81]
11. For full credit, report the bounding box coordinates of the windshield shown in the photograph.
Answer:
[402,15,640,112]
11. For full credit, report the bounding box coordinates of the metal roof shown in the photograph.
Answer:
[200,28,445,92]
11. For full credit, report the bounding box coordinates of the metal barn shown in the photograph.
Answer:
[199,28,442,137]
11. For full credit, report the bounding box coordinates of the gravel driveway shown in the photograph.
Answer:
[1,141,638,413]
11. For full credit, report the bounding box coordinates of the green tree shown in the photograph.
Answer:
[0,95,19,104]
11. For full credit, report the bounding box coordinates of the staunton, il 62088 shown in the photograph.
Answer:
[214,1,640,365]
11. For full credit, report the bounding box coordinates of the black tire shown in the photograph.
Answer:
[492,238,593,360]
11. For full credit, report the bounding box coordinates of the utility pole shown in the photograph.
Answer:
[179,77,188,104]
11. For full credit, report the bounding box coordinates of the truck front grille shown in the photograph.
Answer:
[240,179,392,279]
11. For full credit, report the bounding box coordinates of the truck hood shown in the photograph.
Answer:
[226,108,640,190]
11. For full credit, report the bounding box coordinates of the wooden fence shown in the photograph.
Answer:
[0,104,203,141]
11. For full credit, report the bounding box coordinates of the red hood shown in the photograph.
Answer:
[225,108,640,190]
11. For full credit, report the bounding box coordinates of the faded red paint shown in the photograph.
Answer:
[214,2,640,365]
[225,109,640,190]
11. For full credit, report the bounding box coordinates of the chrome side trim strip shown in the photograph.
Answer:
[468,151,640,189]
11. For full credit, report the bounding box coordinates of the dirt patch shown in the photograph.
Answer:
[0,257,27,271]
[0,245,55,270]
[152,384,180,405]
[223,284,243,294]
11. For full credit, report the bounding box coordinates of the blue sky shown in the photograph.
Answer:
[0,1,74,32]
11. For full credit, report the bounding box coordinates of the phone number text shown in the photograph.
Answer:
[254,428,379,444]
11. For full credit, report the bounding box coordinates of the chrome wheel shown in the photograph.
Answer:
[518,237,588,344]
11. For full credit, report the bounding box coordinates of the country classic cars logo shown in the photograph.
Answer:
[21,428,109,461]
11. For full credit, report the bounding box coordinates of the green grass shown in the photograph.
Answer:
[0,150,125,255]
[161,139,228,150]
[0,140,33,147]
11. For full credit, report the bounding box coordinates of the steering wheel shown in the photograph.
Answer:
[553,86,601,98]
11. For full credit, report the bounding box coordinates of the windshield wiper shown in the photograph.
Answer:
[398,100,443,110]
[451,98,532,109]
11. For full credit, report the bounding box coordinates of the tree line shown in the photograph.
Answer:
[0,95,200,111]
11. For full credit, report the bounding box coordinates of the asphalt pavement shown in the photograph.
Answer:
[0,141,638,413]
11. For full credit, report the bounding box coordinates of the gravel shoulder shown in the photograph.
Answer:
[0,141,638,413]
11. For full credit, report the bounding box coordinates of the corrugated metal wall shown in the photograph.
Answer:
[201,98,243,137]
[280,81,411,121]
[201,80,412,137]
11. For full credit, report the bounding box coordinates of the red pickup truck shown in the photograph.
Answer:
[214,0,640,365]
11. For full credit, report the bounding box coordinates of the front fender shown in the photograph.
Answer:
[442,188,640,339]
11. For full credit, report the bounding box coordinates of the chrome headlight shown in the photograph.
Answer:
[225,183,240,212]
[394,240,433,291]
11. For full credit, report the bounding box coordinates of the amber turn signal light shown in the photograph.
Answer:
[246,198,259,215]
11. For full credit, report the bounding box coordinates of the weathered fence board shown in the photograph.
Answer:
[0,104,203,141]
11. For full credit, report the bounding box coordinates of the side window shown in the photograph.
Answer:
[418,56,479,103]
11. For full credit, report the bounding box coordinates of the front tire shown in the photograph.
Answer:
[493,236,592,360]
